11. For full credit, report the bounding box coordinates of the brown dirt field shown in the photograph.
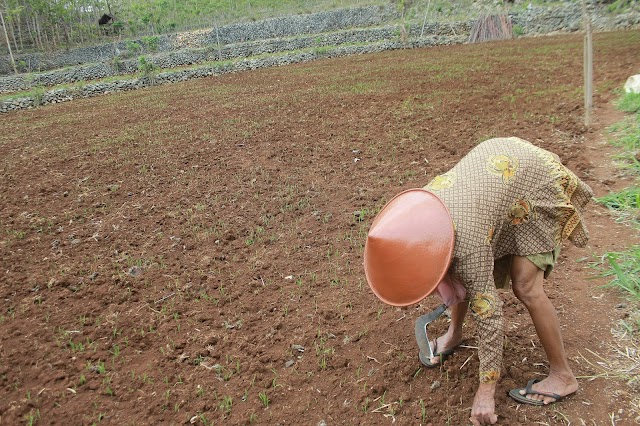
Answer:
[1,30,640,425]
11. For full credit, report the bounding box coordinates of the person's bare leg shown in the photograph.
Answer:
[511,255,578,404]
[429,300,468,364]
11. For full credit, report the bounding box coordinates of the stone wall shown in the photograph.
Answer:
[2,3,638,94]
[0,35,466,113]
[0,22,468,94]
[511,3,640,34]
[0,5,398,76]
[1,3,639,113]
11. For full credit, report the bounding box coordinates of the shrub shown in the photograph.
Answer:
[142,36,160,53]
[138,56,157,84]
[513,25,525,37]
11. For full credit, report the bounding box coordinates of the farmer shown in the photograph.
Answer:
[364,137,592,425]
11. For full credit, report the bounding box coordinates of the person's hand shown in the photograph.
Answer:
[470,383,498,425]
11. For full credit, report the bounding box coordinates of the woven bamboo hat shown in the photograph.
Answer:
[364,189,455,307]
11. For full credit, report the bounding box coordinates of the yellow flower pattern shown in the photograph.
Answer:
[485,224,495,246]
[479,370,501,384]
[510,138,585,243]
[487,154,519,184]
[507,199,535,225]
[426,171,456,190]
[469,293,497,320]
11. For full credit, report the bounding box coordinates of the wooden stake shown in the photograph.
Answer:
[582,0,593,126]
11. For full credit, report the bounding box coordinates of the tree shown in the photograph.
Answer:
[0,8,17,73]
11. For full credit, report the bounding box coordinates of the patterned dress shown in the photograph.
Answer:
[424,137,593,384]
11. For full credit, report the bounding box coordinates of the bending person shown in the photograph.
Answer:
[364,137,592,426]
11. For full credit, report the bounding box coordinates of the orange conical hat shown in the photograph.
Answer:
[364,189,455,307]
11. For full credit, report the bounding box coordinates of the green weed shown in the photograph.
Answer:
[596,187,640,225]
[598,246,640,301]
[258,391,269,408]
[419,398,427,422]
[617,92,640,113]
[220,395,233,415]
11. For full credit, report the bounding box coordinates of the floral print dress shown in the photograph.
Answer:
[424,137,593,384]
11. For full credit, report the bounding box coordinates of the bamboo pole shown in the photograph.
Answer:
[0,9,17,74]
[582,0,593,126]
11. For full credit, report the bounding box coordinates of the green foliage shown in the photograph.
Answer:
[597,187,640,210]
[618,92,640,114]
[138,56,157,80]
[142,36,160,52]
[392,0,415,15]
[110,56,125,72]
[607,0,638,14]
[598,246,640,301]
[258,391,269,407]
[219,395,233,414]
[596,187,640,225]
[126,41,142,55]
[31,85,46,106]
[595,90,640,334]
[113,21,125,33]
[513,24,525,37]
[17,60,28,73]
[607,94,640,174]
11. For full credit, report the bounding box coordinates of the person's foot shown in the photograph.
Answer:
[518,372,578,405]
[428,333,462,365]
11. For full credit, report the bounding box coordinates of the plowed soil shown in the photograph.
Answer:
[2,30,640,425]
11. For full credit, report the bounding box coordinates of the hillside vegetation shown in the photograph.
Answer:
[3,0,636,53]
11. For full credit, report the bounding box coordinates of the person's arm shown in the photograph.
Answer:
[455,249,503,425]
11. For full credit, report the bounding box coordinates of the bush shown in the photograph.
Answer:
[138,56,157,84]
[142,36,160,53]
[513,25,525,37]
[126,41,142,56]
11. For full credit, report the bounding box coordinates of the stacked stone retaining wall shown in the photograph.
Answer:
[0,5,398,76]
[1,3,639,113]
[0,35,466,113]
[0,22,469,94]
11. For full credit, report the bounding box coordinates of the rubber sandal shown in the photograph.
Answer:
[508,379,567,406]
[418,339,459,368]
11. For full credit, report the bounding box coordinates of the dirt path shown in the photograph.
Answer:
[1,30,640,425]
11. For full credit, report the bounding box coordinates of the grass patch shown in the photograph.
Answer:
[591,90,640,406]
[598,246,640,302]
[596,186,640,225]
[605,92,640,174]
[618,91,640,113]
[596,87,640,298]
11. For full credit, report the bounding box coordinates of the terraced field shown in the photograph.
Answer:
[1,29,639,425]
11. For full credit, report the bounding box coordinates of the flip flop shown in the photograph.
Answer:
[418,339,460,368]
[508,379,566,406]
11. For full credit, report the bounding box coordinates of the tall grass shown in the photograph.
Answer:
[597,91,640,227]
[597,187,640,225]
[596,90,640,312]
[617,91,640,114]
[601,247,640,300]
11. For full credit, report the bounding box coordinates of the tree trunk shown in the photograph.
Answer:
[38,15,49,49]
[31,15,41,49]
[7,13,18,52]
[63,23,71,47]
[0,10,18,74]
[17,14,23,51]
[24,11,33,49]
